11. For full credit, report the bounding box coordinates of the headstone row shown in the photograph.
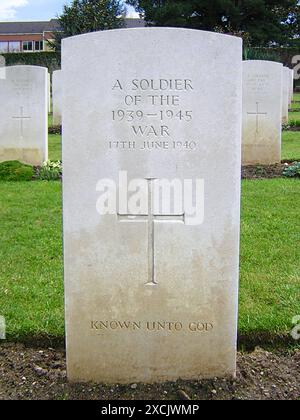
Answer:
[242,61,293,165]
[0,57,294,170]
[52,70,62,126]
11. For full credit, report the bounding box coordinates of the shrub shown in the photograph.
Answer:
[48,125,62,135]
[37,160,62,181]
[283,162,300,178]
[0,161,33,181]
[282,120,300,131]
[2,52,60,73]
[289,120,300,127]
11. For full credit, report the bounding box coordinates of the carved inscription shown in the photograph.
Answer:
[245,73,270,95]
[110,78,197,151]
[91,320,214,333]
[13,80,33,97]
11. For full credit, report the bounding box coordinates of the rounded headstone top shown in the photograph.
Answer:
[62,27,243,47]
[4,65,48,72]
[243,60,283,68]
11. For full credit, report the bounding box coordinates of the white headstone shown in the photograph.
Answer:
[282,67,290,123]
[63,28,242,384]
[242,60,283,165]
[289,69,294,106]
[0,55,6,80]
[48,72,51,112]
[0,65,48,166]
[52,70,62,125]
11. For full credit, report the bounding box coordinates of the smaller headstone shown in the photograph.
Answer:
[0,65,48,166]
[289,69,294,106]
[0,55,6,80]
[0,316,6,340]
[52,70,62,125]
[48,72,51,112]
[282,67,290,123]
[242,60,283,165]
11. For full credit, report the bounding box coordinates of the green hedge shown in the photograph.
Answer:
[2,52,60,74]
[244,47,299,67]
[263,47,300,67]
[2,46,299,84]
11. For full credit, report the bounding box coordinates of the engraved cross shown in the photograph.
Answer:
[118,178,185,286]
[12,106,31,138]
[247,102,267,134]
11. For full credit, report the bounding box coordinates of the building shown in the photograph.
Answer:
[0,18,145,53]
[0,20,60,53]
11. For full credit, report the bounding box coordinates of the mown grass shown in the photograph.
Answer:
[289,93,300,121]
[0,182,64,340]
[0,179,299,341]
[291,101,300,110]
[48,113,53,128]
[293,93,300,102]
[49,134,62,161]
[239,179,300,336]
[282,131,300,161]
[289,111,300,124]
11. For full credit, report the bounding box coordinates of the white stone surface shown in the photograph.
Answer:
[48,72,51,112]
[282,67,290,123]
[289,69,294,106]
[62,28,242,384]
[52,70,62,125]
[242,60,283,165]
[0,65,48,166]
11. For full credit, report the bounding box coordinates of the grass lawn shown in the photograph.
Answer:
[48,113,53,128]
[0,179,299,342]
[282,131,300,161]
[0,181,64,340]
[49,134,62,161]
[291,92,300,109]
[289,111,300,123]
[293,93,300,102]
[291,101,300,109]
[240,179,300,336]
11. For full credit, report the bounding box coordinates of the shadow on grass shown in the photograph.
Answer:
[238,332,299,352]
[3,332,299,353]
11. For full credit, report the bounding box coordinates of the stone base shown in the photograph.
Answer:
[0,147,46,166]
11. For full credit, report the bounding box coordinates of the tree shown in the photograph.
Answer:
[53,0,125,53]
[126,0,299,46]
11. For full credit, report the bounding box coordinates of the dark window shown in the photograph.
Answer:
[35,41,43,51]
[23,41,33,52]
